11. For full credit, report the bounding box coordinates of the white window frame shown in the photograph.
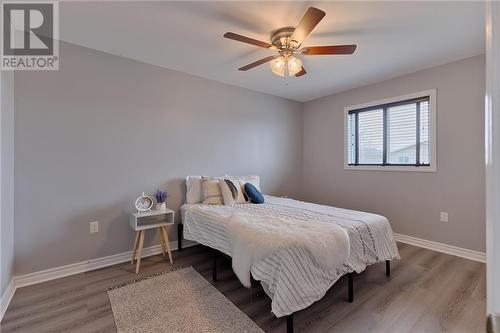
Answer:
[344,89,437,172]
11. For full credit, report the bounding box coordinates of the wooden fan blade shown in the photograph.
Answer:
[295,67,307,77]
[301,45,357,55]
[290,7,326,45]
[238,56,277,71]
[224,32,272,49]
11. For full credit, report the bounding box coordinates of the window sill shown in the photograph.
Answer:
[344,165,437,172]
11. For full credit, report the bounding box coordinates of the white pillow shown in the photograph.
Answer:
[186,176,203,204]
[201,177,223,205]
[219,178,247,205]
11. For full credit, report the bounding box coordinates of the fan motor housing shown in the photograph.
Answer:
[271,27,299,50]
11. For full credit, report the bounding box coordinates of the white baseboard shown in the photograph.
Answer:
[394,233,486,263]
[0,239,196,322]
[0,279,16,322]
[15,240,196,289]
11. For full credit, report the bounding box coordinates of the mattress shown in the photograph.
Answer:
[181,195,399,317]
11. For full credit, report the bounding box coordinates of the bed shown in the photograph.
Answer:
[179,195,399,332]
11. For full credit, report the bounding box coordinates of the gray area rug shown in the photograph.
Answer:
[107,266,264,333]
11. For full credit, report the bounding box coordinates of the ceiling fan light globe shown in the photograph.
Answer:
[270,56,286,77]
[287,56,303,76]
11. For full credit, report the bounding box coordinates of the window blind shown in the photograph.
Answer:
[347,97,430,167]
[358,109,383,164]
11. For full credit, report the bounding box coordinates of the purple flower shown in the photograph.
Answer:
[154,189,168,203]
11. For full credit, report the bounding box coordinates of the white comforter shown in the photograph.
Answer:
[182,195,399,317]
[226,212,350,288]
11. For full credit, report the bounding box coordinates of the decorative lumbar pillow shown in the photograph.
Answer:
[219,178,247,205]
[225,175,261,193]
[201,177,223,205]
[244,183,264,204]
[186,176,203,204]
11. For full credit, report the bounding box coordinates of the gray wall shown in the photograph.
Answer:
[13,42,303,275]
[302,55,485,252]
[1,71,15,295]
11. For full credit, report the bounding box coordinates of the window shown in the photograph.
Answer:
[345,90,436,172]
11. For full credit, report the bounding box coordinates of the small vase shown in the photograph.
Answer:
[156,202,166,211]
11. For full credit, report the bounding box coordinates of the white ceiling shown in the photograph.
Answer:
[59,1,485,102]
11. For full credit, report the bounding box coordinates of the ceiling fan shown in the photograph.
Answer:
[223,7,357,78]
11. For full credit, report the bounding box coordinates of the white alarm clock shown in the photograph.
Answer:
[135,192,153,212]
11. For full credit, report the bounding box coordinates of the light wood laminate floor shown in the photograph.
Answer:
[0,243,486,333]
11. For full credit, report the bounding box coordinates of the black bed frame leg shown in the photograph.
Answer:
[347,273,354,303]
[212,250,218,282]
[386,260,391,277]
[286,313,294,333]
[177,224,183,252]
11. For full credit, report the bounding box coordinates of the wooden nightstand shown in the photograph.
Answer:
[130,209,174,273]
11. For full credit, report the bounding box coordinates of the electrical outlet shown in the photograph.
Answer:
[90,221,99,233]
[440,212,449,223]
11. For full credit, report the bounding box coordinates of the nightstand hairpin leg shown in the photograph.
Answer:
[131,232,140,264]
[161,226,173,264]
[135,231,145,274]
[159,228,167,257]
